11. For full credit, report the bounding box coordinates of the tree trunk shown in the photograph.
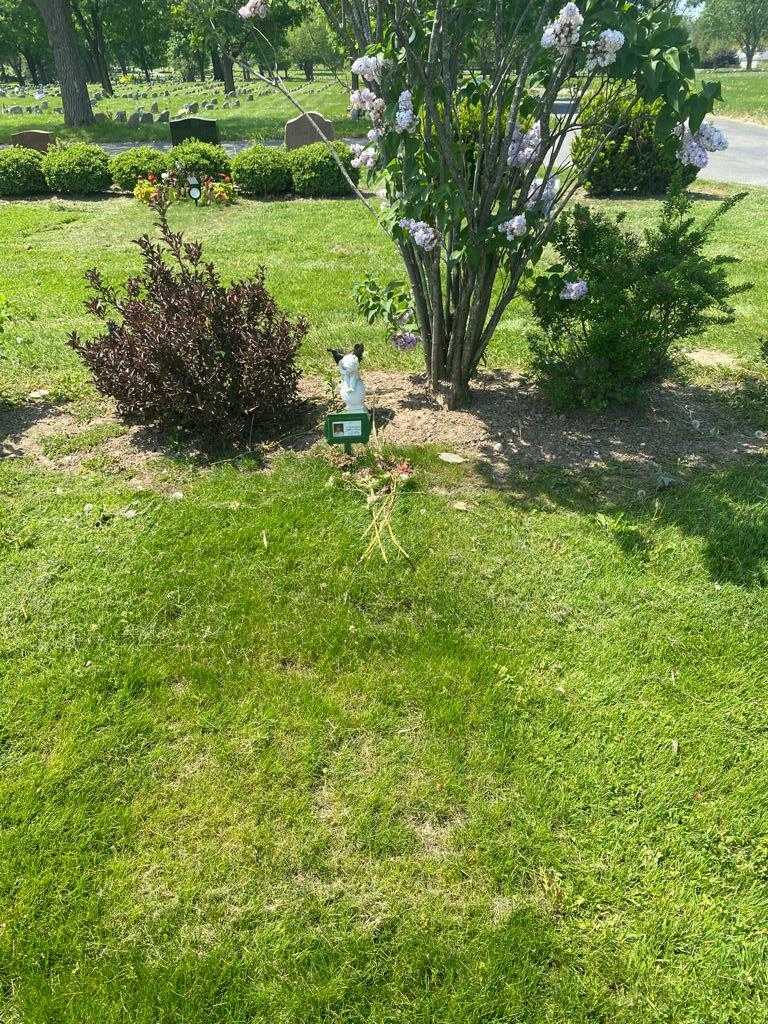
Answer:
[211,47,224,81]
[92,8,113,94]
[302,61,315,81]
[9,57,26,86]
[70,0,113,95]
[22,51,41,85]
[745,47,754,70]
[31,0,94,126]
[138,46,151,83]
[241,61,252,82]
[221,52,236,94]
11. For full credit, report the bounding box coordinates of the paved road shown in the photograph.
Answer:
[703,117,768,185]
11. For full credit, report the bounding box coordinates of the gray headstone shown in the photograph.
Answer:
[115,110,127,123]
[141,112,154,124]
[284,111,335,150]
[151,102,158,113]
[187,102,199,114]
[169,117,220,146]
[94,112,108,123]
[10,129,56,152]
[128,111,141,127]
[9,105,22,115]
[157,110,170,123]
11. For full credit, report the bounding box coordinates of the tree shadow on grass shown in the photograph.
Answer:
[0,399,59,458]
[478,455,768,588]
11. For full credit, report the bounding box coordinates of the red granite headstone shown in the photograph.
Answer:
[10,130,56,153]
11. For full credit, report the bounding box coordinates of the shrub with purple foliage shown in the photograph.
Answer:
[69,195,307,435]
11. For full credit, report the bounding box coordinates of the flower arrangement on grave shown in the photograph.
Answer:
[134,170,236,207]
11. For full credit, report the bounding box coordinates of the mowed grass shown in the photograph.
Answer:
[2,441,768,1021]
[1,181,766,405]
[703,68,768,125]
[2,183,768,1020]
[0,72,360,146]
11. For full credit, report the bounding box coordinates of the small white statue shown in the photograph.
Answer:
[329,344,366,412]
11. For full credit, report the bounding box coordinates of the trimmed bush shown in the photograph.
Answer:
[68,196,307,435]
[527,189,749,409]
[169,140,231,181]
[289,141,359,198]
[232,145,292,197]
[0,146,47,197]
[571,95,698,197]
[110,146,170,191]
[42,143,111,195]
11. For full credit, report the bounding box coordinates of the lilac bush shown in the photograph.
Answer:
[239,0,728,408]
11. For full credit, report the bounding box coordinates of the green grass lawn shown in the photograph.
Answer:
[0,72,360,146]
[700,68,768,125]
[0,182,765,405]
[2,184,768,1021]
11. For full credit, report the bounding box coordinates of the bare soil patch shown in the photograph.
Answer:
[2,370,766,489]
[687,349,738,369]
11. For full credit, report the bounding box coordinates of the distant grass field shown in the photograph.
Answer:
[0,70,360,146]
[0,182,765,405]
[699,68,768,125]
[2,67,765,148]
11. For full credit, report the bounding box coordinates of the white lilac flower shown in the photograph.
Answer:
[498,214,528,241]
[526,175,559,214]
[394,90,416,133]
[675,120,727,168]
[395,109,415,132]
[392,331,420,351]
[508,122,541,168]
[560,280,588,300]
[238,0,268,18]
[675,125,708,168]
[368,128,383,142]
[585,29,625,71]
[350,87,377,113]
[351,54,386,83]
[350,144,377,170]
[542,3,584,54]
[399,217,440,252]
[697,121,728,152]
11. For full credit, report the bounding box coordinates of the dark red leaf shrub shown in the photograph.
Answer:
[69,194,307,435]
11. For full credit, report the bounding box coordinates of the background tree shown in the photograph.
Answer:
[69,0,114,93]
[107,0,172,81]
[30,0,94,125]
[0,0,53,85]
[285,8,342,80]
[175,0,305,90]
[696,0,768,68]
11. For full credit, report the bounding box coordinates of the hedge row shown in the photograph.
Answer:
[0,140,359,199]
